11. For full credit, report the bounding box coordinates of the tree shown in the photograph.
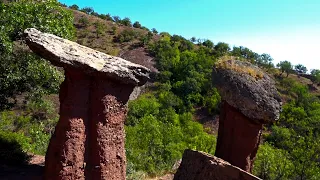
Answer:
[232,46,258,63]
[80,7,94,14]
[105,13,113,21]
[133,21,142,28]
[277,60,293,77]
[202,39,214,49]
[78,16,89,27]
[190,37,196,43]
[152,28,158,34]
[94,21,105,38]
[310,69,320,84]
[120,17,132,27]
[69,4,79,10]
[255,53,274,71]
[0,0,75,109]
[112,16,121,23]
[213,42,230,57]
[294,64,307,74]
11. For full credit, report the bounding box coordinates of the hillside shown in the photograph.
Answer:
[1,1,320,180]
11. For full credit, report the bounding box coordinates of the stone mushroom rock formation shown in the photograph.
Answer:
[212,59,282,172]
[24,28,150,180]
[174,149,261,180]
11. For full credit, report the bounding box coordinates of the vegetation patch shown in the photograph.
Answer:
[216,59,264,79]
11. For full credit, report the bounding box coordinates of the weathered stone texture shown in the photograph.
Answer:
[212,60,282,173]
[212,59,281,123]
[24,28,150,86]
[174,150,261,180]
[215,101,262,172]
[24,28,150,180]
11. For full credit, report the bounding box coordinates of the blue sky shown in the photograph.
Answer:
[60,0,320,71]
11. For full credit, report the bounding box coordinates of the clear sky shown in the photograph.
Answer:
[59,0,320,71]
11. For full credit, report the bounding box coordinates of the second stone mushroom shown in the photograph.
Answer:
[212,59,282,173]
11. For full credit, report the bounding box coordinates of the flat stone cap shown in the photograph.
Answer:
[212,60,282,123]
[24,28,150,86]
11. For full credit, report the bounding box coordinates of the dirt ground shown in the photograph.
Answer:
[0,155,174,180]
[0,155,44,180]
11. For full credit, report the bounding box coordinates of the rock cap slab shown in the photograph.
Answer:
[24,28,150,86]
[212,59,282,123]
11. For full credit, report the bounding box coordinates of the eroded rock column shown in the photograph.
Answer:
[88,79,134,179]
[215,101,262,172]
[24,28,150,180]
[45,69,89,180]
[212,60,282,173]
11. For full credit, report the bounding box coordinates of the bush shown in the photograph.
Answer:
[115,30,138,43]
[253,143,294,180]
[79,16,90,27]
[0,131,31,165]
[125,94,216,175]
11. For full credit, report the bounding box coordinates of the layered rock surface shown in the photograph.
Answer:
[174,150,261,180]
[212,59,281,123]
[24,28,150,180]
[24,28,150,86]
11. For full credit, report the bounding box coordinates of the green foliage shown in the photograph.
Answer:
[0,0,73,109]
[255,53,274,70]
[94,21,105,38]
[202,39,214,49]
[69,4,79,10]
[120,17,132,27]
[111,26,117,35]
[80,7,94,14]
[232,46,258,62]
[0,131,31,165]
[133,21,142,28]
[0,0,75,52]
[126,94,216,175]
[311,69,320,84]
[213,42,230,57]
[277,60,293,77]
[151,28,158,34]
[139,32,153,46]
[113,16,121,23]
[79,16,90,27]
[253,143,294,180]
[0,50,64,109]
[295,64,307,74]
[263,78,320,179]
[115,29,138,43]
[29,122,51,155]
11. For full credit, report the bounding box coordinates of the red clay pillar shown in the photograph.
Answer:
[215,101,262,172]
[87,79,134,179]
[45,69,90,180]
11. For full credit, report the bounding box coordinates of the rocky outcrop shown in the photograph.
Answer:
[212,60,282,172]
[174,149,261,180]
[24,28,150,180]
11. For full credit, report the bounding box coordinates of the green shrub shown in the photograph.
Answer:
[115,30,138,43]
[125,94,216,175]
[0,131,31,165]
[253,143,294,180]
[29,122,50,155]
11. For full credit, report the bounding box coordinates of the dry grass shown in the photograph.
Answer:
[216,58,264,79]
